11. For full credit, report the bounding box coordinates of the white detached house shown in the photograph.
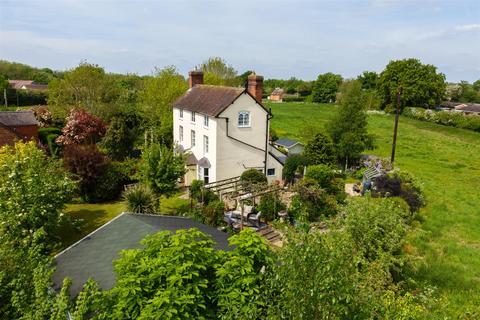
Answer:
[172,70,284,185]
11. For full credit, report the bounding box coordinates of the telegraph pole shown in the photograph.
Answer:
[390,86,402,168]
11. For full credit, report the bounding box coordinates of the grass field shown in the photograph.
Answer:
[267,101,480,318]
[57,201,125,250]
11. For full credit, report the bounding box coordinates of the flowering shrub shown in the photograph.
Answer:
[56,109,106,145]
[30,106,52,127]
[403,107,480,132]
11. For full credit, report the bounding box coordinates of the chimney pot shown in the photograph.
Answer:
[188,70,203,88]
[247,72,263,103]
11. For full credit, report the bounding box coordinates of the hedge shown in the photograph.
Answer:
[402,107,480,132]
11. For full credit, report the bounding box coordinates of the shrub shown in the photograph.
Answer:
[202,200,225,227]
[403,107,480,132]
[122,184,158,213]
[38,127,62,155]
[283,154,308,183]
[90,161,134,202]
[189,179,205,202]
[257,192,286,221]
[305,164,346,202]
[292,178,338,221]
[56,109,107,145]
[373,171,425,213]
[240,168,267,192]
[303,131,336,165]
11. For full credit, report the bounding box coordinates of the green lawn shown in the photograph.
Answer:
[268,102,480,318]
[57,201,125,250]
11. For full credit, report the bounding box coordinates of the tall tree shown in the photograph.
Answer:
[327,80,374,168]
[303,132,337,166]
[201,57,238,86]
[48,62,119,120]
[377,58,446,110]
[357,71,378,90]
[56,108,107,145]
[311,72,343,103]
[138,66,187,147]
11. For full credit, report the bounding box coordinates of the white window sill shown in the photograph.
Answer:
[238,125,251,128]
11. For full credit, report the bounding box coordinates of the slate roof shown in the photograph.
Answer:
[274,138,302,148]
[173,85,246,117]
[52,213,232,296]
[0,111,38,126]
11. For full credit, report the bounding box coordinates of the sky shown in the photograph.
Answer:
[0,0,479,82]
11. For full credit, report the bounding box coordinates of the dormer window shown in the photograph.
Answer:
[191,111,196,122]
[179,108,183,118]
[238,111,250,127]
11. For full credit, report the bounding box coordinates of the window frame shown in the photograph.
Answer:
[204,115,209,127]
[179,108,184,119]
[267,168,276,176]
[191,111,196,122]
[191,130,196,147]
[238,111,251,127]
[203,135,209,154]
[179,125,183,142]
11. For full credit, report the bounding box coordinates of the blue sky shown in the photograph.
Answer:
[1,0,479,82]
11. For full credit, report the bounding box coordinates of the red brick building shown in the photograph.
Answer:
[0,111,39,147]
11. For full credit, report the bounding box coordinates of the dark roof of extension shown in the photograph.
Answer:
[173,84,270,117]
[52,213,232,297]
[274,138,303,148]
[0,111,38,126]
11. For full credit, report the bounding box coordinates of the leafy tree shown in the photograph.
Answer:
[215,228,274,319]
[283,154,308,183]
[240,168,267,192]
[327,80,374,168]
[257,191,286,221]
[100,116,137,160]
[0,60,58,84]
[311,72,343,103]
[63,144,110,202]
[56,108,107,145]
[48,61,119,119]
[303,131,337,165]
[377,58,446,110]
[140,142,185,195]
[138,66,187,147]
[201,57,238,86]
[236,70,254,87]
[357,71,378,90]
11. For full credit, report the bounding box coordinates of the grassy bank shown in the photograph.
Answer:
[268,102,480,317]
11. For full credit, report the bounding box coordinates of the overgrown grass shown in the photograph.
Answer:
[158,191,191,215]
[268,101,480,318]
[57,201,125,250]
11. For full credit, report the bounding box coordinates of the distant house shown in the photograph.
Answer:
[0,111,39,147]
[52,213,232,296]
[8,80,48,91]
[268,88,284,102]
[172,70,284,185]
[454,103,480,115]
[273,138,305,155]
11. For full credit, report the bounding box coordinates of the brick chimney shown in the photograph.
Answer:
[188,69,203,88]
[247,72,263,103]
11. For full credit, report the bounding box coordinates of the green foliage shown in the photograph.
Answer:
[305,164,345,202]
[311,72,343,103]
[0,141,75,241]
[39,127,62,155]
[48,62,120,120]
[283,154,308,183]
[202,200,225,227]
[122,184,158,213]
[303,131,336,165]
[140,142,185,195]
[106,229,218,319]
[357,71,378,90]
[100,116,138,160]
[215,229,274,319]
[90,161,135,203]
[291,178,338,222]
[269,127,278,142]
[403,107,480,132]
[0,60,58,84]
[138,66,187,147]
[257,192,286,221]
[189,179,205,201]
[377,58,446,110]
[240,168,267,189]
[327,80,374,167]
[201,57,239,86]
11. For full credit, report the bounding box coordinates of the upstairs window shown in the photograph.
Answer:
[179,125,183,142]
[191,111,196,122]
[238,111,250,127]
[204,115,209,127]
[179,108,183,118]
[191,130,196,147]
[203,135,209,154]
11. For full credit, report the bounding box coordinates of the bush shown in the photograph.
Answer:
[373,171,425,213]
[122,184,157,213]
[257,192,286,222]
[89,161,135,203]
[240,168,267,192]
[202,200,225,227]
[305,164,346,202]
[303,132,336,166]
[292,178,338,221]
[38,127,61,156]
[283,154,308,183]
[403,107,480,132]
